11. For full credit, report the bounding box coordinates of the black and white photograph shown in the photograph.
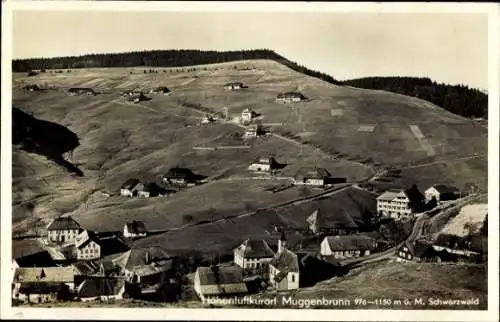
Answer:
[1,2,498,321]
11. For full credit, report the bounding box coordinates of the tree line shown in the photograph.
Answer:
[340,76,487,119]
[13,49,487,119]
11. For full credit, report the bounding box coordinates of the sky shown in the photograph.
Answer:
[12,10,488,89]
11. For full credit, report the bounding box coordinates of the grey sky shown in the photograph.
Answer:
[12,11,488,89]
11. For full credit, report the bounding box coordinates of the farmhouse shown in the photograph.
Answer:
[121,89,141,97]
[135,182,168,198]
[424,184,460,204]
[224,82,244,91]
[306,208,359,236]
[248,157,279,173]
[68,88,95,96]
[243,124,264,138]
[293,167,334,186]
[75,230,102,260]
[193,265,248,301]
[149,86,170,95]
[23,84,41,92]
[320,235,377,259]
[127,92,149,103]
[376,186,424,220]
[113,246,174,295]
[241,108,257,123]
[12,267,77,303]
[396,241,441,263]
[46,216,81,244]
[201,114,215,125]
[163,167,197,185]
[276,92,306,103]
[121,179,140,197]
[432,234,481,259]
[123,220,148,238]
[233,239,275,272]
[76,278,126,302]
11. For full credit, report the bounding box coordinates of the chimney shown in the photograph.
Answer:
[278,230,287,253]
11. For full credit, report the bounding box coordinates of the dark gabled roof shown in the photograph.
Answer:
[294,167,331,180]
[153,86,170,92]
[77,278,125,298]
[14,251,57,268]
[127,93,148,101]
[136,182,166,194]
[121,178,140,190]
[113,246,172,271]
[225,82,244,86]
[323,235,377,252]
[234,239,275,259]
[125,220,147,234]
[403,240,437,259]
[269,248,299,273]
[307,208,359,230]
[47,216,80,231]
[18,282,66,294]
[434,233,470,250]
[73,261,101,275]
[164,167,195,180]
[196,265,244,286]
[429,185,460,194]
[69,87,94,92]
[277,92,305,99]
[75,230,101,249]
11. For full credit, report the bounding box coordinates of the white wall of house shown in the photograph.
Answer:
[268,265,299,290]
[48,229,80,243]
[77,241,101,260]
[121,188,134,197]
[123,225,147,238]
[137,190,151,198]
[377,194,412,219]
[320,239,370,258]
[248,163,271,172]
[193,270,203,300]
[424,187,440,203]
[80,287,124,302]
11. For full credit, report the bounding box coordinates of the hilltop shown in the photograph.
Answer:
[12,58,487,255]
[13,49,487,119]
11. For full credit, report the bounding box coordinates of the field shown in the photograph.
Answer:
[12,59,487,254]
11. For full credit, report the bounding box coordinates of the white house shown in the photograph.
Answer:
[424,185,460,204]
[224,82,244,91]
[240,108,257,123]
[76,278,126,302]
[293,167,332,186]
[201,114,215,125]
[123,220,148,238]
[243,125,264,138]
[120,179,140,197]
[194,265,248,301]
[149,86,170,95]
[75,230,102,260]
[276,92,306,103]
[46,216,81,244]
[233,239,275,271]
[12,267,77,303]
[320,235,377,259]
[376,186,424,220]
[268,232,300,291]
[248,157,278,173]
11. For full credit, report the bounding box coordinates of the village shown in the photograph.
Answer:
[13,74,488,307]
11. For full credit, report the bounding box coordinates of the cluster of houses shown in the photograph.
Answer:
[376,184,461,221]
[11,216,182,304]
[223,81,307,104]
[68,88,96,96]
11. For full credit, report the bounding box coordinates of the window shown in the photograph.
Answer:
[291,274,295,283]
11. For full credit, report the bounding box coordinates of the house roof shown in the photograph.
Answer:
[376,190,400,201]
[277,92,305,99]
[434,233,471,250]
[69,87,94,92]
[307,208,359,230]
[242,108,255,114]
[113,246,172,271]
[153,86,170,92]
[13,267,76,283]
[323,235,377,252]
[377,186,424,203]
[402,240,436,259]
[164,167,195,180]
[225,82,243,86]
[294,167,331,181]
[253,157,277,165]
[18,282,67,294]
[47,216,80,231]
[428,185,460,194]
[196,266,248,295]
[14,251,58,268]
[72,261,101,276]
[121,178,140,190]
[234,239,275,259]
[77,278,125,298]
[75,230,101,249]
[125,220,147,234]
[269,248,299,273]
[136,182,166,194]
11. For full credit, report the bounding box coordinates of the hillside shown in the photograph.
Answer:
[13,49,486,119]
[11,59,487,254]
